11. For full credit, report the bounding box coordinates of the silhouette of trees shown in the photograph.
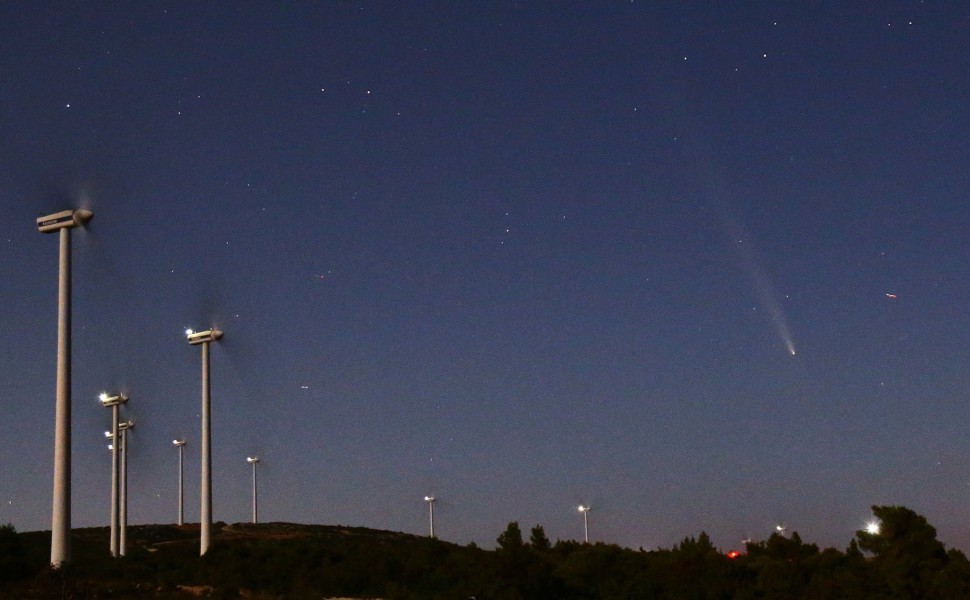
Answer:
[496,521,525,551]
[5,506,970,598]
[855,504,969,599]
[743,531,820,598]
[530,524,551,551]
[0,524,29,583]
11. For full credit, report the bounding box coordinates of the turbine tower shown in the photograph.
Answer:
[186,328,222,556]
[100,392,128,557]
[247,457,260,524]
[578,505,591,543]
[424,496,436,538]
[118,420,134,556]
[173,440,187,525]
[37,208,93,567]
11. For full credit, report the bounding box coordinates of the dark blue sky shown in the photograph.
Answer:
[3,2,970,553]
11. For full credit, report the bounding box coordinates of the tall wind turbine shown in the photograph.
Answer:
[246,457,260,524]
[99,392,128,557]
[424,496,436,538]
[37,208,93,567]
[578,505,591,543]
[117,420,134,556]
[173,440,187,525]
[186,328,223,556]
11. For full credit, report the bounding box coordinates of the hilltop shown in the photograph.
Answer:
[7,521,453,599]
[4,506,970,599]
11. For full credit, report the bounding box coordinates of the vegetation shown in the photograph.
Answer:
[2,506,970,599]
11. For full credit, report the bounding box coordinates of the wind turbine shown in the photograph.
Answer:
[173,440,187,525]
[424,496,436,538]
[117,420,134,556]
[99,392,127,557]
[578,505,591,543]
[37,207,93,567]
[246,457,260,524]
[186,327,222,556]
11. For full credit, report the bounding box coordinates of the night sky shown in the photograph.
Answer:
[3,2,970,554]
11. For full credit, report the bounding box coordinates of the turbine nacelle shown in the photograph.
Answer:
[186,328,223,345]
[99,392,128,407]
[37,209,93,233]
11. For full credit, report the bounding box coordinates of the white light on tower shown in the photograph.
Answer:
[99,392,128,558]
[37,208,93,567]
[186,327,222,556]
[424,496,436,538]
[578,505,591,543]
[173,440,187,525]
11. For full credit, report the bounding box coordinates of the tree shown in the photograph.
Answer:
[856,505,945,560]
[0,524,29,582]
[745,531,820,597]
[747,530,819,562]
[661,532,739,599]
[492,522,531,599]
[855,505,948,598]
[497,522,524,551]
[673,532,719,558]
[529,525,551,551]
[933,549,970,600]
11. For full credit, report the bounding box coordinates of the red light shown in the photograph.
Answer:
[726,550,741,559]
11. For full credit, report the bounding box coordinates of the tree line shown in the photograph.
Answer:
[2,505,969,599]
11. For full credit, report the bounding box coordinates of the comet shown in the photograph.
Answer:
[716,207,797,357]
[734,238,797,357]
